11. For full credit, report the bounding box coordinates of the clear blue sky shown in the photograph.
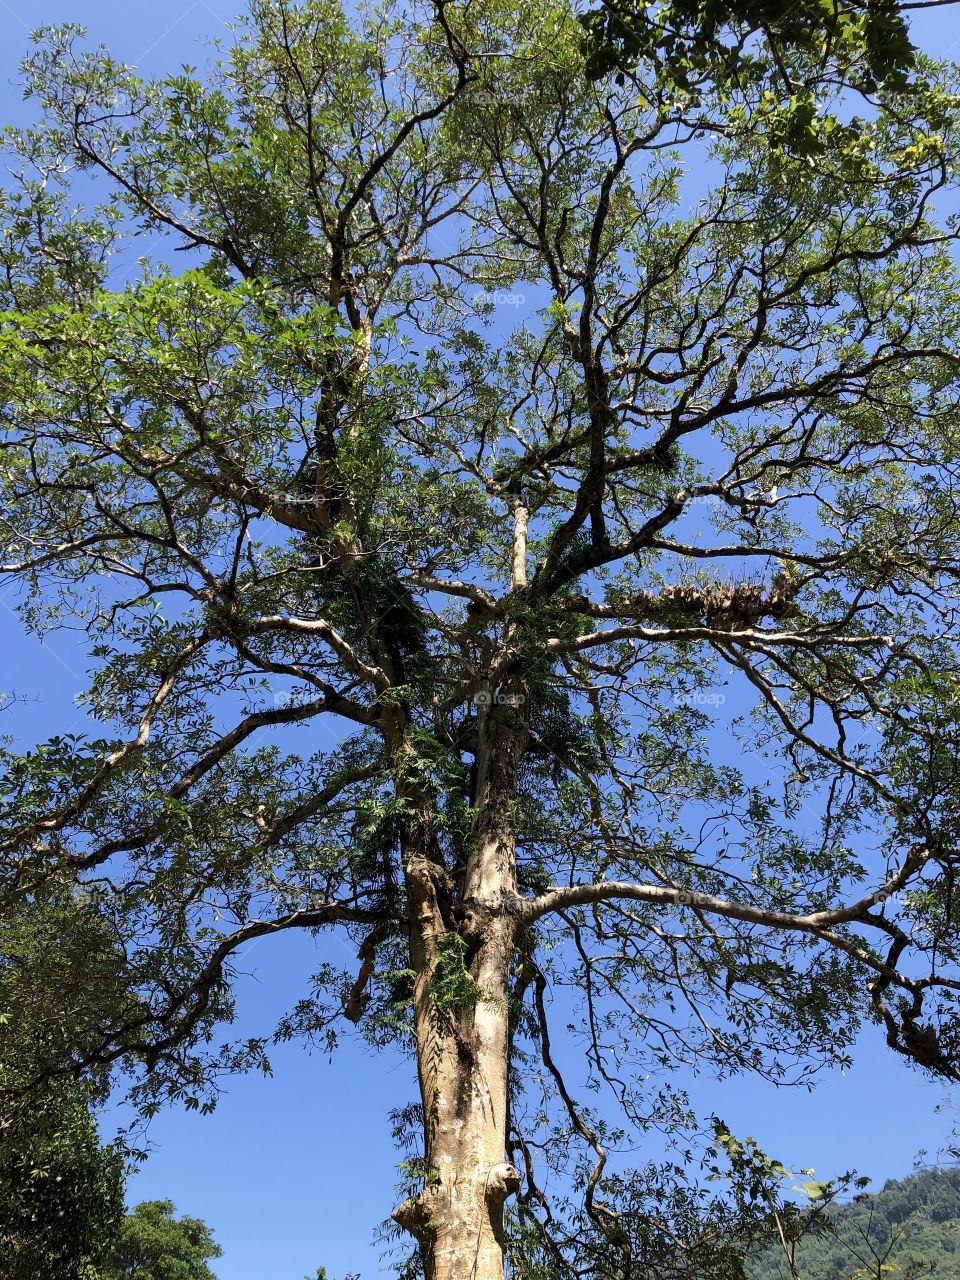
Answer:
[2,4,960,1278]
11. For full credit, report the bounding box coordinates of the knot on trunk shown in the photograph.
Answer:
[461,897,493,943]
[391,1190,438,1243]
[462,894,520,942]
[485,1162,521,1204]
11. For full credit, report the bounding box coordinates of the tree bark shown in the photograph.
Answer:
[395,718,524,1280]
[394,500,529,1280]
[395,920,519,1280]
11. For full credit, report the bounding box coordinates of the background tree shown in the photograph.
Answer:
[0,882,129,1279]
[0,832,220,1279]
[748,1167,960,1279]
[101,1200,222,1280]
[4,2,960,1279]
[0,1081,124,1280]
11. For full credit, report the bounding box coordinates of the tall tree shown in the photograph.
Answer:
[3,2,960,1278]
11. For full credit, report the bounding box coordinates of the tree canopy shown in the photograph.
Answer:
[580,0,924,88]
[0,1081,125,1280]
[101,1200,222,1280]
[0,879,225,1280]
[578,0,955,156]
[3,1,960,1277]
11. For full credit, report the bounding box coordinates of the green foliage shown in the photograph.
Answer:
[580,0,916,94]
[0,885,127,1279]
[0,1082,125,1280]
[0,880,143,1094]
[100,1200,222,1280]
[579,0,925,158]
[749,1168,960,1280]
[429,931,484,1015]
[0,884,222,1280]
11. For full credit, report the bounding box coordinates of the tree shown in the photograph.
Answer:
[0,783,213,1280]
[0,882,130,1279]
[102,1200,221,1280]
[0,1082,125,1280]
[3,2,960,1278]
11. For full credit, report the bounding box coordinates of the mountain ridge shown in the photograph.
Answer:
[749,1167,960,1279]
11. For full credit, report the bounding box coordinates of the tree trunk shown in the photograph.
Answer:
[395,908,519,1280]
[394,501,529,1280]
[395,716,524,1280]
[396,750,523,1280]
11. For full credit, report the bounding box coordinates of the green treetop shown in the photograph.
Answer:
[101,1201,222,1280]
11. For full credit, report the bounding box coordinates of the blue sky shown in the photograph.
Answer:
[3,3,960,1278]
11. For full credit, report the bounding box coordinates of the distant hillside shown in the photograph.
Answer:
[749,1168,960,1280]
